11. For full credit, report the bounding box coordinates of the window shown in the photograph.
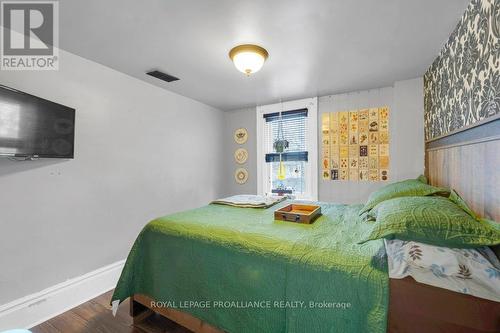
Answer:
[256,98,318,200]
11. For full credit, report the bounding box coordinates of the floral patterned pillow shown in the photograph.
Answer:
[386,239,500,302]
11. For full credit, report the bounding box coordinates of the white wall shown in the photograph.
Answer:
[0,49,225,305]
[222,78,425,204]
[318,77,425,203]
[392,78,425,179]
[223,108,257,196]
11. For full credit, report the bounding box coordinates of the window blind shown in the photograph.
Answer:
[265,152,308,162]
[263,109,308,162]
[263,108,308,122]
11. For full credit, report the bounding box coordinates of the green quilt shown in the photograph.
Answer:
[112,201,389,333]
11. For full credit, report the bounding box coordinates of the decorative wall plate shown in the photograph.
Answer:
[234,148,248,164]
[234,168,248,184]
[234,128,248,144]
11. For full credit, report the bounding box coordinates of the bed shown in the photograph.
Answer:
[112,118,500,332]
[112,202,500,333]
[113,201,390,332]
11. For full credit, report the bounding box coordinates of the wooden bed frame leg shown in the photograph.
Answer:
[130,296,153,324]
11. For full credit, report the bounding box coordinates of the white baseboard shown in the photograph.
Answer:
[0,259,125,330]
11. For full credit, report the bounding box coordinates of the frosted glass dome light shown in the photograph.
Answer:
[229,44,269,76]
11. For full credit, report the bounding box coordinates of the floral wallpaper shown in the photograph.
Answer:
[424,0,500,140]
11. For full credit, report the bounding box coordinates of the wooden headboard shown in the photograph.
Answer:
[425,116,500,222]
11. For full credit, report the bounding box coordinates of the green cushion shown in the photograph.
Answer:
[359,178,449,215]
[416,174,428,184]
[359,196,500,248]
[448,189,477,219]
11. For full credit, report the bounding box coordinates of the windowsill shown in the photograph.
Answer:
[294,197,317,202]
[271,195,317,202]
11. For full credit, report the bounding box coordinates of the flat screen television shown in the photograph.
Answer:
[0,85,75,159]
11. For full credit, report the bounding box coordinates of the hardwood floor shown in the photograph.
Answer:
[31,290,192,333]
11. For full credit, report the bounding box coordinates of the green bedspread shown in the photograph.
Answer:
[112,201,389,333]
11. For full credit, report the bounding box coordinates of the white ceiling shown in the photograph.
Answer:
[58,0,470,110]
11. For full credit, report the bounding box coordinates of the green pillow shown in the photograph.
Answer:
[448,189,477,219]
[359,196,500,248]
[359,178,449,215]
[416,174,428,184]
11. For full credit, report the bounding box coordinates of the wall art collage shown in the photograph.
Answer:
[321,107,390,182]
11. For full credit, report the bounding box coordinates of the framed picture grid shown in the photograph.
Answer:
[322,107,390,182]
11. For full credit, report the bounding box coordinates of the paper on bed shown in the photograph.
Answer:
[211,194,287,208]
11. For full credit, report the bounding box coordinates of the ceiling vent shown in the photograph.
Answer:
[146,70,179,82]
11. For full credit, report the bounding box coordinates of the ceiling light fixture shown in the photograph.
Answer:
[229,44,269,76]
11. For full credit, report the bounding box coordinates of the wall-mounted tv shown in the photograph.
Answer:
[0,85,75,159]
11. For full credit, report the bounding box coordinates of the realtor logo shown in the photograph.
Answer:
[1,0,58,70]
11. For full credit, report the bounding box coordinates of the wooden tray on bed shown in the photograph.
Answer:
[274,204,321,224]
